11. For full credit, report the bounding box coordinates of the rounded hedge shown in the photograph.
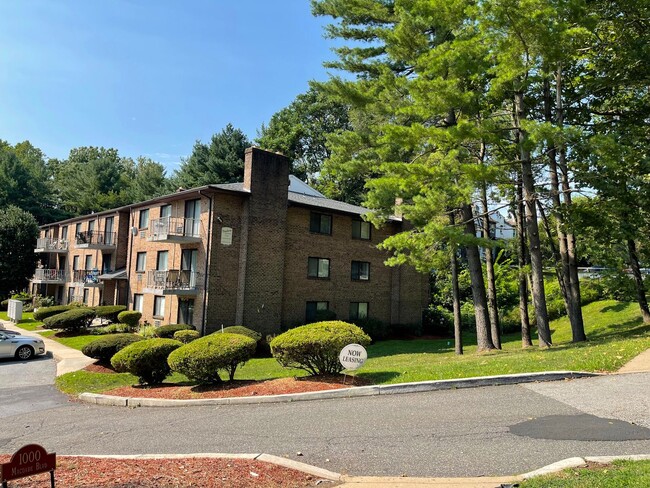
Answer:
[118,311,142,328]
[220,326,262,342]
[94,305,127,322]
[152,323,195,338]
[174,330,200,344]
[33,305,74,321]
[81,334,144,363]
[111,338,182,385]
[168,333,256,383]
[270,321,371,375]
[43,308,96,331]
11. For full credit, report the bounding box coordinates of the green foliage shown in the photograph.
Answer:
[42,307,95,331]
[423,305,454,337]
[117,311,142,328]
[33,295,55,308]
[173,124,250,188]
[91,323,132,335]
[0,206,39,299]
[353,317,389,341]
[81,334,144,363]
[220,326,262,342]
[93,305,127,322]
[270,321,371,375]
[125,156,170,202]
[519,459,650,488]
[138,324,157,338]
[391,322,424,338]
[173,330,200,344]
[314,309,337,322]
[152,323,196,338]
[33,305,74,321]
[111,338,182,385]
[168,332,257,383]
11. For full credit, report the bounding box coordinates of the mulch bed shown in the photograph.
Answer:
[0,456,328,487]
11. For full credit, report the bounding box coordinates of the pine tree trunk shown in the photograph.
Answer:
[514,89,552,347]
[627,239,650,324]
[516,174,533,347]
[461,203,495,351]
[555,67,586,342]
[537,200,570,316]
[450,210,463,355]
[481,182,501,349]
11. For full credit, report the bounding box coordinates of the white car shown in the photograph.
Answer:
[0,330,46,360]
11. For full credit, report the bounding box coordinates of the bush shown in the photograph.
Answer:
[220,326,262,342]
[111,338,182,385]
[500,307,523,334]
[422,305,454,337]
[152,323,195,338]
[138,324,157,338]
[313,309,337,322]
[43,308,96,331]
[33,305,74,321]
[118,311,142,328]
[90,323,132,335]
[94,305,127,322]
[270,321,371,376]
[11,292,32,302]
[353,317,389,341]
[82,334,144,363]
[580,279,603,305]
[168,333,256,383]
[0,299,8,311]
[174,330,200,344]
[391,322,424,338]
[33,295,55,308]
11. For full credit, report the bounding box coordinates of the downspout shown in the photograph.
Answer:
[199,190,213,336]
[126,212,134,311]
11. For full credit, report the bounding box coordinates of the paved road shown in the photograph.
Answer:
[1,371,649,477]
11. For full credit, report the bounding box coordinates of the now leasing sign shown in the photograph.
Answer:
[339,343,368,371]
[1,444,56,487]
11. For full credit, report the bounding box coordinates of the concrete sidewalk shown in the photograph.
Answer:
[618,347,650,373]
[0,319,94,375]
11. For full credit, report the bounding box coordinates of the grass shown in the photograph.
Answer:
[54,299,650,395]
[0,312,45,331]
[520,460,650,487]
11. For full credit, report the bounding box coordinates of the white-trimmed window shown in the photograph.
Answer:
[153,296,165,318]
[136,252,147,272]
[133,294,144,313]
[139,209,149,229]
[156,251,168,271]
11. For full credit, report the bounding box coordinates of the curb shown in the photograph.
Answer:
[78,370,600,408]
[67,453,342,481]
[521,454,650,480]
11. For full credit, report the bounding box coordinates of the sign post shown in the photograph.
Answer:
[1,444,56,488]
[339,343,368,384]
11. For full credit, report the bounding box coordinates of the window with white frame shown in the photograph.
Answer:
[156,251,168,270]
[153,296,165,318]
[133,294,144,313]
[139,208,149,229]
[136,252,147,272]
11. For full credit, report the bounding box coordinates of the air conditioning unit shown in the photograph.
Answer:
[154,320,161,327]
[139,231,146,238]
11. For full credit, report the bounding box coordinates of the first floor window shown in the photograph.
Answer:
[306,301,329,323]
[308,257,330,279]
[153,296,166,318]
[133,294,143,313]
[351,261,370,281]
[83,289,90,305]
[350,302,369,320]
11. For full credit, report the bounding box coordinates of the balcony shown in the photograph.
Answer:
[32,269,67,284]
[72,269,104,288]
[75,230,116,250]
[147,217,201,243]
[35,238,69,253]
[144,270,200,296]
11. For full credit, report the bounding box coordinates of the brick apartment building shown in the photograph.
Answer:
[31,148,429,335]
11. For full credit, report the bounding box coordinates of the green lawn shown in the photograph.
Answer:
[55,300,650,395]
[520,460,650,487]
[0,311,44,331]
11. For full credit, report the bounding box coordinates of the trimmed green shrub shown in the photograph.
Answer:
[111,338,182,385]
[168,333,256,383]
[153,323,195,338]
[81,334,144,363]
[174,330,200,343]
[0,299,8,311]
[353,317,389,341]
[118,311,142,328]
[220,325,262,342]
[90,323,132,335]
[270,321,371,375]
[43,308,96,331]
[94,305,127,322]
[33,305,74,321]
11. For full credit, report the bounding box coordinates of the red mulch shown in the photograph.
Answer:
[103,375,368,400]
[0,456,327,487]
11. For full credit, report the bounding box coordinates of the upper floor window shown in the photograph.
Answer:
[75,223,82,237]
[351,261,370,281]
[139,209,149,229]
[352,220,371,240]
[156,250,168,271]
[61,226,68,240]
[136,252,147,272]
[88,220,95,234]
[310,212,332,235]
[308,257,330,279]
[72,255,80,271]
[84,255,93,270]
[160,204,172,219]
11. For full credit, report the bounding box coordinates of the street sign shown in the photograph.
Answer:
[339,343,368,371]
[1,444,56,488]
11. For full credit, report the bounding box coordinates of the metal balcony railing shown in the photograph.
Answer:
[73,269,101,285]
[33,269,67,282]
[35,238,69,252]
[148,217,200,240]
[75,230,116,247]
[146,270,200,291]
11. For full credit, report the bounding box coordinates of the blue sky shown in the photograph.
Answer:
[0,1,337,172]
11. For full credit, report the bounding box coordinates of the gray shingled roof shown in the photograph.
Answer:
[287,191,368,217]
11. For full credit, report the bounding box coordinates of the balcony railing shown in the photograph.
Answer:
[75,230,116,248]
[146,270,200,294]
[147,217,201,243]
[35,238,69,253]
[33,269,67,283]
[73,269,103,286]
